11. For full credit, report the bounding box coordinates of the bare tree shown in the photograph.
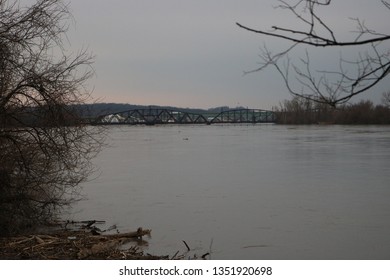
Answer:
[237,0,390,107]
[0,0,101,235]
[382,91,390,107]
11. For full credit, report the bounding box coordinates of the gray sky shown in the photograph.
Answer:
[60,0,390,109]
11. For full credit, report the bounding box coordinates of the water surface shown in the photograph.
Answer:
[68,125,390,259]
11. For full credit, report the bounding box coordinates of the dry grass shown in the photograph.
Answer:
[0,226,166,260]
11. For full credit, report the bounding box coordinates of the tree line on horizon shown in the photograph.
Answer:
[274,91,390,125]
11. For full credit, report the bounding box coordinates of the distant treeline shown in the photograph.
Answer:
[274,96,390,125]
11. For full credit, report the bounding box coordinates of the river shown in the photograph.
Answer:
[67,124,390,259]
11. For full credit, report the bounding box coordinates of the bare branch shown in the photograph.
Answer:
[237,0,390,106]
[236,22,390,47]
[382,0,390,10]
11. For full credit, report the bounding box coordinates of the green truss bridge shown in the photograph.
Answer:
[93,107,276,125]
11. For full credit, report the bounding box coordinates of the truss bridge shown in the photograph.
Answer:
[93,107,276,125]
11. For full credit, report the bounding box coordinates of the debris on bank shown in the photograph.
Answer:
[0,220,166,260]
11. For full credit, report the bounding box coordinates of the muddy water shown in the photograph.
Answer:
[67,125,390,259]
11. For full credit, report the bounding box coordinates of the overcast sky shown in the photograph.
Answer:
[56,1,390,109]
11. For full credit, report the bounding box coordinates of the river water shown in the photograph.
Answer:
[67,124,390,259]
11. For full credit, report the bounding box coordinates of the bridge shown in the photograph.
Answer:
[93,107,276,125]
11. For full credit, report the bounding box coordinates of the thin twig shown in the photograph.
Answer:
[182,240,190,251]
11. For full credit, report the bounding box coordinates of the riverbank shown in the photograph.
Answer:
[0,220,211,260]
[0,221,165,260]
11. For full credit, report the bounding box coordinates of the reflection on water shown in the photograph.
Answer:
[67,125,390,259]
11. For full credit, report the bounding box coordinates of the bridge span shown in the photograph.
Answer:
[93,107,276,125]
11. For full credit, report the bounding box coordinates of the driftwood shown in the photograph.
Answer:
[0,225,161,260]
[0,221,210,260]
[95,227,151,239]
[78,227,152,259]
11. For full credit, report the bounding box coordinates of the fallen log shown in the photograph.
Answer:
[78,228,151,259]
[93,227,151,240]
